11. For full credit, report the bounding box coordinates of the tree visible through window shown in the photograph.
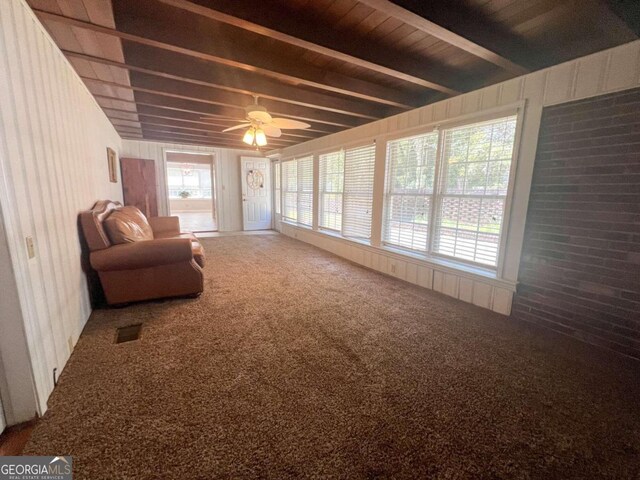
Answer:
[382,115,517,268]
[319,150,344,231]
[434,117,516,266]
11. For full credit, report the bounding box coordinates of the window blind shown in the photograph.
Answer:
[274,162,281,215]
[433,116,517,267]
[281,160,297,222]
[343,144,376,239]
[297,156,313,227]
[319,150,344,231]
[383,132,438,251]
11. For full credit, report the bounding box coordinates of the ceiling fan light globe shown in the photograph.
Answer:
[255,129,268,146]
[243,128,255,145]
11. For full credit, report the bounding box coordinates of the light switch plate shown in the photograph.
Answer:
[25,236,35,259]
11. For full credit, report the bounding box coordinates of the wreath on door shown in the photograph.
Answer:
[246,169,264,190]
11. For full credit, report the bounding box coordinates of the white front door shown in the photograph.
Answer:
[241,157,272,230]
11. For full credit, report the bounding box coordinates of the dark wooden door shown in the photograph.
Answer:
[120,157,158,218]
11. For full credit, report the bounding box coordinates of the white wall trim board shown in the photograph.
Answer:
[0,0,123,420]
[274,40,640,316]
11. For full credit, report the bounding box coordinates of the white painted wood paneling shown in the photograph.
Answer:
[275,40,640,317]
[0,0,122,417]
[120,140,257,232]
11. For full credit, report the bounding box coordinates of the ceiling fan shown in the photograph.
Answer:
[201,95,310,148]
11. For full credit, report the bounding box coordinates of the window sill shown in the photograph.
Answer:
[281,223,516,291]
[317,227,371,247]
[281,220,313,230]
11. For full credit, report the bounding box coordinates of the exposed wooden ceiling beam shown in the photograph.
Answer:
[34,9,416,109]
[155,0,460,95]
[82,75,362,128]
[132,127,295,146]
[113,124,289,145]
[122,126,292,148]
[108,113,318,139]
[142,128,302,148]
[64,50,397,119]
[93,96,340,134]
[112,119,300,145]
[94,95,235,120]
[112,120,302,145]
[356,0,529,76]
[103,108,229,129]
[120,134,261,151]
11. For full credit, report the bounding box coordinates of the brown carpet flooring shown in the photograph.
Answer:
[25,235,640,479]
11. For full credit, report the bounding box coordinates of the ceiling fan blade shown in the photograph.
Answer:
[222,123,251,133]
[248,110,272,123]
[262,124,282,138]
[271,118,311,130]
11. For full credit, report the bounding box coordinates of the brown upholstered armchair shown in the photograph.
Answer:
[80,200,205,305]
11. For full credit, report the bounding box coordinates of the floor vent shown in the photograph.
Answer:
[115,324,142,344]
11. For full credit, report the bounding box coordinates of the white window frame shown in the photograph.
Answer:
[284,103,524,280]
[380,107,524,274]
[318,149,345,233]
[274,161,281,216]
[281,158,298,223]
[281,156,314,228]
[382,131,439,253]
[297,156,314,227]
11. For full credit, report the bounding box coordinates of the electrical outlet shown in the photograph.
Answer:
[390,264,397,274]
[68,336,73,353]
[25,236,36,259]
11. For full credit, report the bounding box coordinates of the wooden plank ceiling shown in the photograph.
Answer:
[28,0,638,150]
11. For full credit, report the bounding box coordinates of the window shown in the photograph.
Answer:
[434,116,516,267]
[319,150,344,231]
[167,164,212,199]
[297,156,313,227]
[282,160,297,222]
[382,115,517,268]
[281,156,313,226]
[274,162,281,215]
[383,132,438,251]
[343,144,376,239]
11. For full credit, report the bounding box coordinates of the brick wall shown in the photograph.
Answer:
[512,88,640,359]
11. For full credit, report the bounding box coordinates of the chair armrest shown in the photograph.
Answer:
[148,216,180,236]
[90,238,194,271]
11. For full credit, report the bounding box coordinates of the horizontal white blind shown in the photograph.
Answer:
[434,116,517,267]
[274,162,281,214]
[343,144,376,239]
[319,150,344,231]
[281,160,297,222]
[383,132,438,251]
[297,156,313,227]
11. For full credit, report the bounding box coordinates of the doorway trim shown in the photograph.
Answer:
[162,148,219,231]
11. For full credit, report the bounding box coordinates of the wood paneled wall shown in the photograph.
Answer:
[120,140,258,232]
[274,40,640,317]
[0,0,122,420]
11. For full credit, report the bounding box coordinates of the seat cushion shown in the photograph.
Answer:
[191,240,206,268]
[154,231,197,241]
[103,206,154,244]
[153,230,204,267]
